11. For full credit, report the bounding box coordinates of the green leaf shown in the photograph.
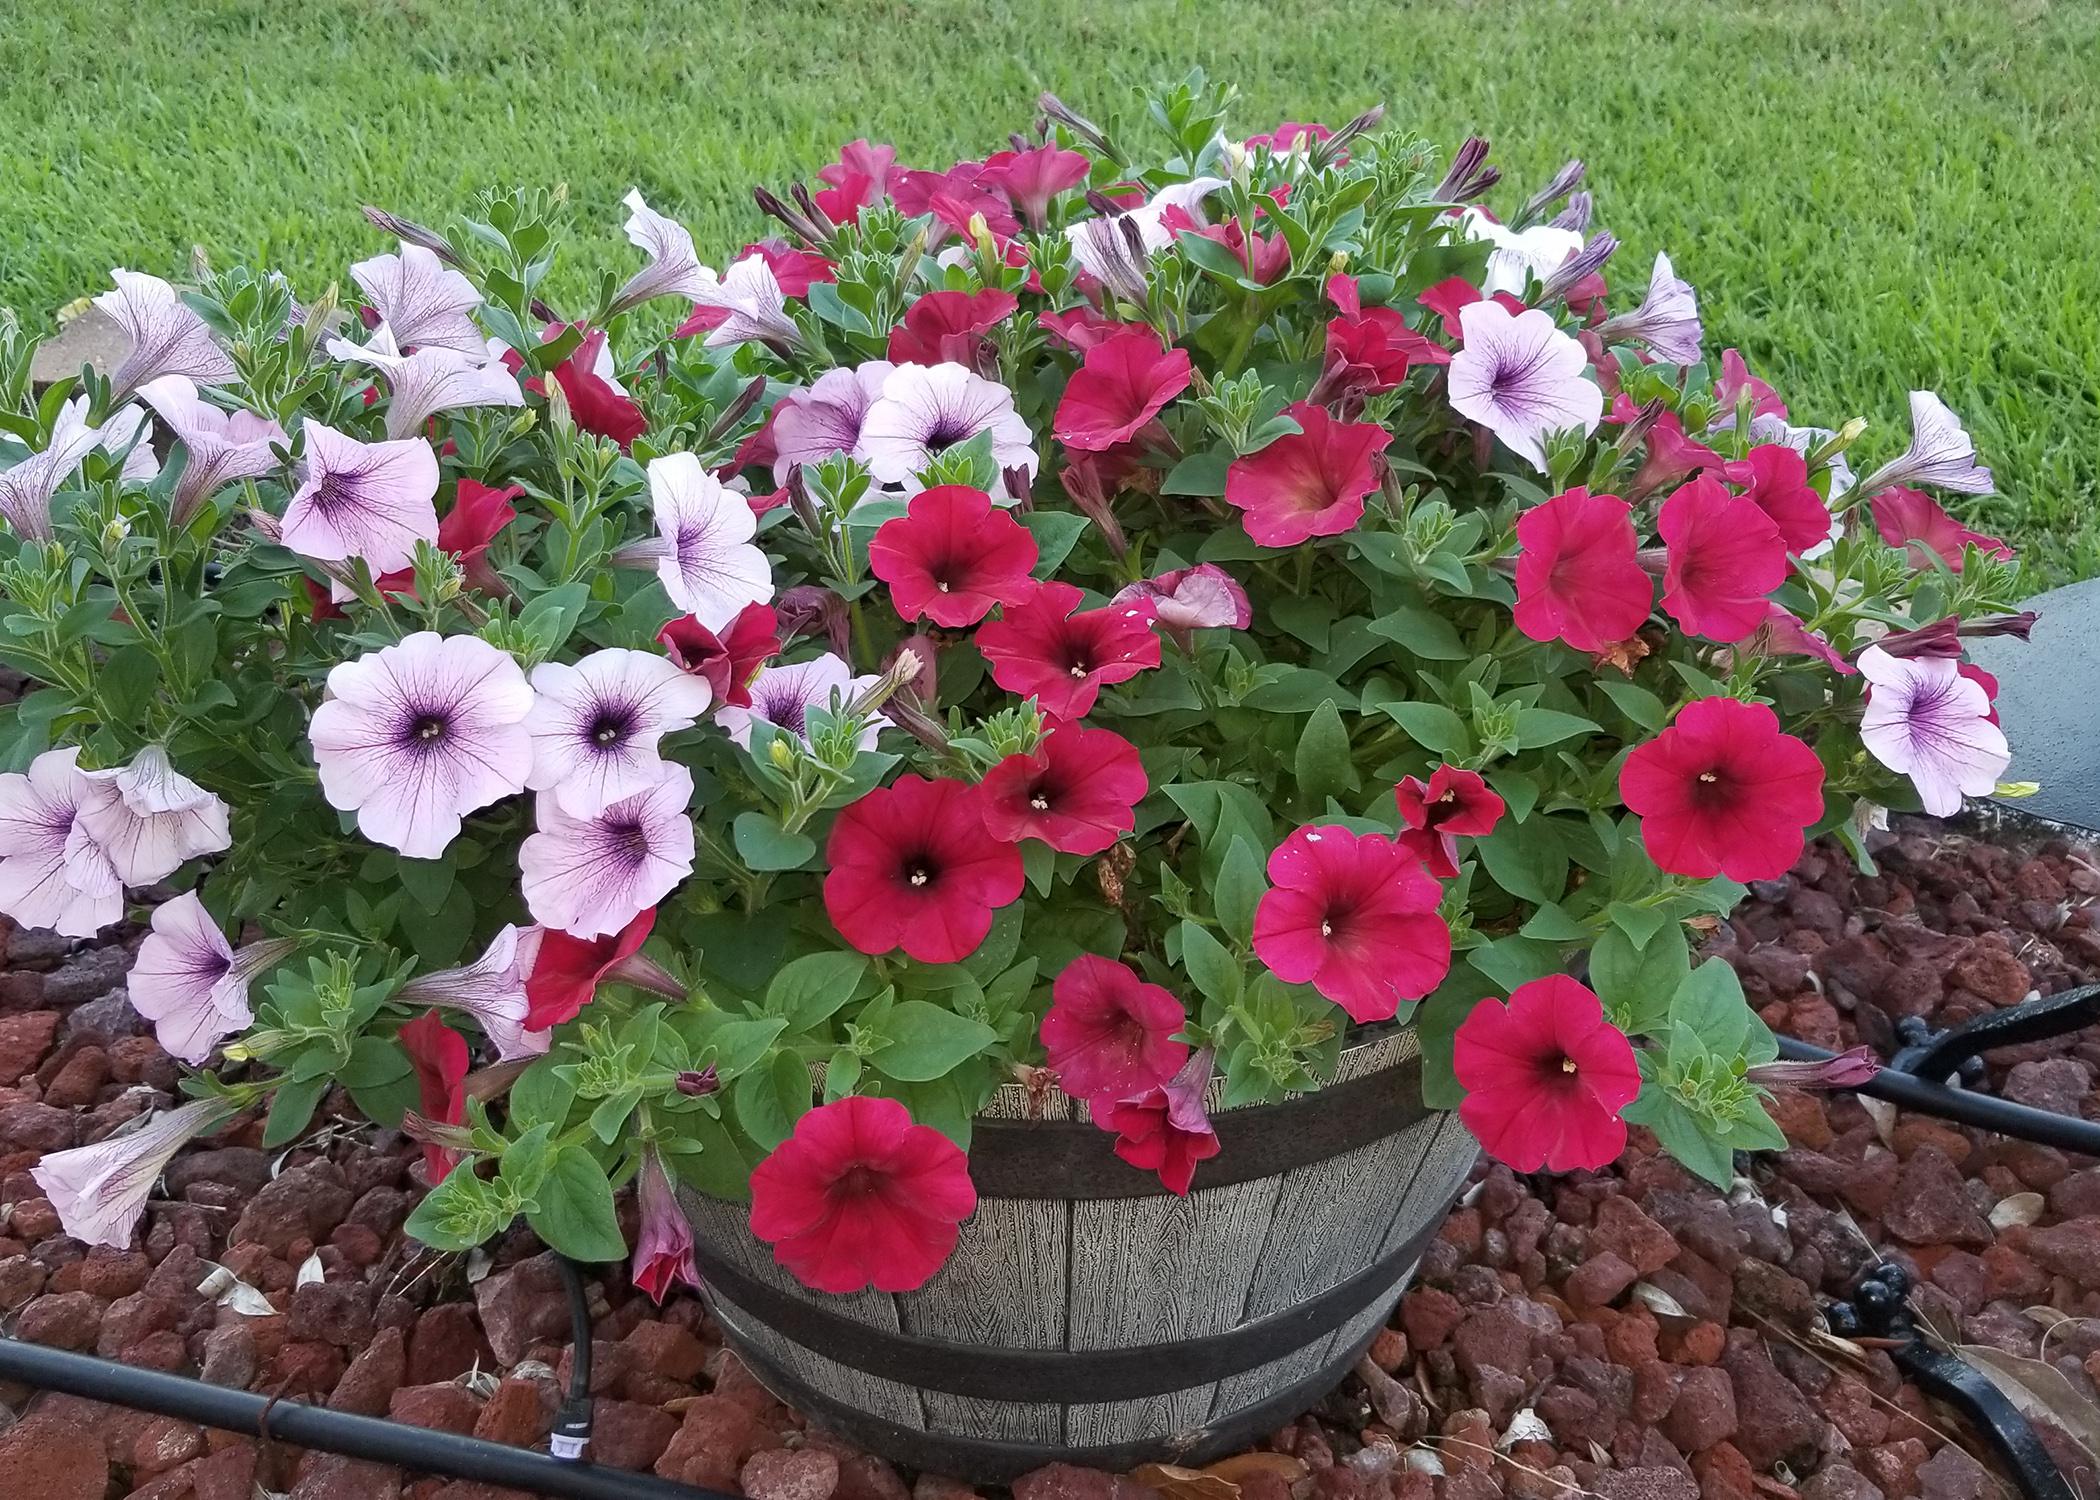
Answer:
[1292,700,1360,802]
[99,646,159,720]
[685,1014,789,1080]
[1367,607,1466,660]
[1623,1086,1735,1188]
[1020,511,1092,577]
[1214,835,1266,946]
[1467,936,1562,994]
[1607,900,1669,949]
[1589,923,1691,1035]
[1513,708,1601,750]
[868,1000,997,1082]
[664,1111,757,1202]
[1160,448,1233,497]
[732,811,817,871]
[508,1056,577,1131]
[262,1074,327,1148]
[339,1037,417,1128]
[396,856,455,914]
[1178,920,1241,1008]
[1519,903,1591,942]
[404,1168,506,1253]
[1597,679,1667,730]
[764,951,869,1033]
[733,1050,812,1150]
[1379,700,1470,757]
[1669,959,1752,1058]
[499,1123,557,1202]
[1476,817,1568,905]
[527,1146,628,1262]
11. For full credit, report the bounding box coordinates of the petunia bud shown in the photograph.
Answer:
[360,205,469,269]
[1746,1046,1881,1091]
[675,1066,720,1097]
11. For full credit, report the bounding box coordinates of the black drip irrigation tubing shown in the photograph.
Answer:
[1774,1033,2100,1157]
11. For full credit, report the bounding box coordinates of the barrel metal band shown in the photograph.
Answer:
[963,1055,1430,1200]
[694,1200,1450,1404]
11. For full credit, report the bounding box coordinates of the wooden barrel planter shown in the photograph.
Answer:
[682,1029,1478,1481]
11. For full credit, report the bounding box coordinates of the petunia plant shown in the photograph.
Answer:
[6,74,2031,1295]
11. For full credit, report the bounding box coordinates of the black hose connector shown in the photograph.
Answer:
[552,1255,596,1461]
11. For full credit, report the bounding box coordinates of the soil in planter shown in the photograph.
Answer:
[1,814,2096,1498]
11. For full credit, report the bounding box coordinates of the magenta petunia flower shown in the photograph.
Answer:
[1456,976,1639,1173]
[1594,251,1702,365]
[1110,564,1251,653]
[308,632,535,858]
[867,484,1039,627]
[979,720,1147,855]
[1447,301,1603,471]
[31,1098,228,1249]
[822,775,1022,963]
[77,745,231,885]
[1041,954,1187,1103]
[611,189,716,316]
[1857,645,2010,816]
[981,143,1092,228]
[771,361,894,482]
[1736,442,1836,555]
[1619,698,1825,881]
[0,748,123,937]
[327,325,523,441]
[1223,402,1391,547]
[717,653,884,751]
[1101,1047,1221,1196]
[976,581,1161,720]
[858,362,1038,490]
[1658,474,1789,643]
[526,648,714,818]
[1858,391,1993,497]
[1252,825,1451,1023]
[350,241,486,356]
[136,376,287,527]
[396,924,546,1061]
[645,453,774,629]
[128,890,294,1065]
[95,269,236,400]
[281,421,440,580]
[1051,327,1192,453]
[1869,486,2013,572]
[519,768,697,939]
[1512,487,1654,652]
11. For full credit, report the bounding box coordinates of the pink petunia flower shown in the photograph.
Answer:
[645,453,774,629]
[1716,349,1787,421]
[1041,954,1187,1103]
[1512,487,1654,652]
[976,581,1161,720]
[867,484,1039,627]
[1736,443,1835,555]
[1111,564,1251,653]
[823,775,1022,963]
[1447,301,1603,471]
[1594,251,1702,365]
[1658,474,1789,643]
[525,648,713,818]
[1619,697,1825,881]
[136,377,287,527]
[1869,486,2014,572]
[658,604,780,709]
[281,421,440,581]
[522,908,683,1030]
[979,720,1147,855]
[1252,825,1452,1023]
[127,891,295,1065]
[327,325,523,441]
[1456,977,1639,1173]
[400,1010,470,1180]
[1038,306,1130,353]
[1101,1047,1220,1196]
[31,1098,229,1249]
[95,269,236,400]
[350,241,486,357]
[396,923,545,1061]
[1856,646,2010,816]
[307,632,535,859]
[1224,402,1392,547]
[1857,391,1993,497]
[0,748,123,937]
[76,744,231,886]
[770,362,894,482]
[813,139,898,223]
[1751,603,1857,676]
[858,362,1038,491]
[611,190,716,316]
[717,653,883,751]
[519,767,697,939]
[982,144,1092,228]
[886,289,1018,367]
[1052,327,1192,453]
[748,1094,977,1294]
[632,1147,701,1303]
[1394,766,1506,880]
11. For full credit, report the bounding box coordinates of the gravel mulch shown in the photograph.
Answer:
[2,818,2098,1500]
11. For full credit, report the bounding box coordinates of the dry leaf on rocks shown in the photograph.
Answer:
[1132,1463,1240,1500]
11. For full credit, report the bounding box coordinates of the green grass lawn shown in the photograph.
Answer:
[4,0,2096,578]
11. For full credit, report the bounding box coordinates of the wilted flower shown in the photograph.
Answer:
[526,648,714,818]
[1594,252,1702,365]
[350,241,486,356]
[518,768,697,939]
[1101,1047,1221,1196]
[136,376,288,527]
[0,748,123,937]
[280,421,440,580]
[887,289,1017,367]
[631,1147,701,1303]
[1447,301,1603,471]
[327,325,524,440]
[1111,564,1251,652]
[522,908,684,1030]
[128,891,294,1065]
[31,1098,229,1249]
[400,1011,470,1180]
[858,362,1038,491]
[644,454,774,628]
[657,604,780,708]
[1746,1046,1882,1091]
[76,745,231,885]
[95,269,236,400]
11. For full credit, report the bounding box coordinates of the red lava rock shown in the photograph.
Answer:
[290,1278,376,1348]
[388,1381,483,1435]
[2005,1057,2091,1114]
[1881,1146,1993,1248]
[1592,1465,1698,1499]
[0,1101,76,1152]
[187,1442,261,1500]
[1660,1364,1737,1455]
[1590,1195,1679,1274]
[1399,1286,1464,1351]
[130,1416,208,1476]
[653,1394,782,1490]
[1565,1249,1639,1310]
[622,1316,707,1383]
[1915,1441,1991,1499]
[0,1010,60,1081]
[289,1451,404,1500]
[40,1044,108,1107]
[1947,932,2032,1004]
[556,1336,629,1396]
[199,1323,259,1388]
[590,1399,679,1471]
[1719,1338,1825,1471]
[2025,1216,2100,1289]
[472,1377,553,1448]
[74,1246,149,1298]
[473,1252,574,1365]
[1011,1465,1152,1500]
[329,1325,407,1416]
[1799,1468,1887,1500]
[407,1298,494,1383]
[1365,1325,1408,1373]
[0,1251,45,1310]
[18,1289,105,1350]
[270,1339,348,1394]
[1691,1441,1756,1500]
[0,1413,107,1500]
[1856,1438,1928,1497]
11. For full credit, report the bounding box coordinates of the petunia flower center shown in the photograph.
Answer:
[1029,792,1051,811]
[1560,1056,1578,1074]
[835,1163,888,1200]
[924,417,972,454]
[609,819,650,863]
[590,706,636,748]
[412,713,448,743]
[308,472,357,514]
[903,857,939,888]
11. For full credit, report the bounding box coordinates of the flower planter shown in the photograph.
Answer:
[682,1030,1477,1481]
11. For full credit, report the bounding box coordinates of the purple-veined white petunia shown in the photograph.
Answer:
[307,632,535,858]
[1065,214,1153,306]
[52,396,158,484]
[1595,251,1702,365]
[1447,301,1603,472]
[0,747,123,937]
[771,361,894,483]
[350,241,486,357]
[280,421,440,579]
[1458,209,1585,297]
[645,453,774,628]
[136,376,287,527]
[611,189,716,316]
[31,1097,229,1249]
[94,269,237,400]
[0,421,103,541]
[858,362,1038,492]
[526,647,714,818]
[1858,391,1994,497]
[518,767,697,939]
[77,745,231,885]
[1856,645,2010,816]
[396,924,547,1061]
[688,255,799,350]
[716,653,884,752]
[327,325,524,440]
[127,890,295,1065]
